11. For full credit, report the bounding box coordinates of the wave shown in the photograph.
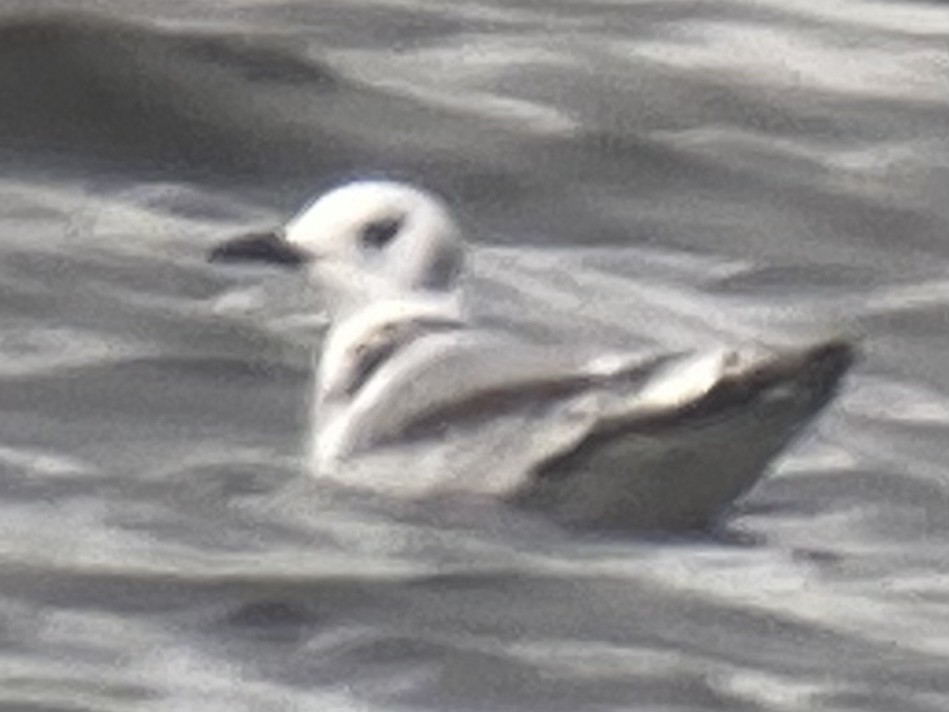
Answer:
[0,13,357,183]
[0,11,535,211]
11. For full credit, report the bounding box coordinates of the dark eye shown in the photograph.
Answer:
[360,216,404,250]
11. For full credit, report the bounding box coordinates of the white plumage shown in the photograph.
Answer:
[210,180,854,529]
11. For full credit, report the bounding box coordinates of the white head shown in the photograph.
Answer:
[211,180,465,315]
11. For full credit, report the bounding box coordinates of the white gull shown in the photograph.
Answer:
[210,180,853,530]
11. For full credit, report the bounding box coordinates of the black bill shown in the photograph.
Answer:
[208,230,306,267]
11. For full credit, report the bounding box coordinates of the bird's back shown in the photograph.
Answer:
[313,326,853,530]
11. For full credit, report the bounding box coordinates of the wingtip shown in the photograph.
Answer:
[802,337,859,387]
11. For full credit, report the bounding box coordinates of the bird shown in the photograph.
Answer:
[209,180,854,530]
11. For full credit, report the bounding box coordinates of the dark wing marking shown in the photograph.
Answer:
[342,317,465,397]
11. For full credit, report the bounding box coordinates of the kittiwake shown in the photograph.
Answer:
[209,180,854,530]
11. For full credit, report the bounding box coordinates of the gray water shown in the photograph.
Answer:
[2,1,949,710]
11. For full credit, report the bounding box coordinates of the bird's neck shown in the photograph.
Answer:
[318,293,465,402]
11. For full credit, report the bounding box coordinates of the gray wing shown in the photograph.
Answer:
[322,327,676,459]
[512,339,855,530]
[322,324,853,530]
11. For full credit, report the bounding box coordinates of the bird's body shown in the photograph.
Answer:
[210,180,853,529]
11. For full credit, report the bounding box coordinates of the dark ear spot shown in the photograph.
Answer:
[360,215,404,250]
